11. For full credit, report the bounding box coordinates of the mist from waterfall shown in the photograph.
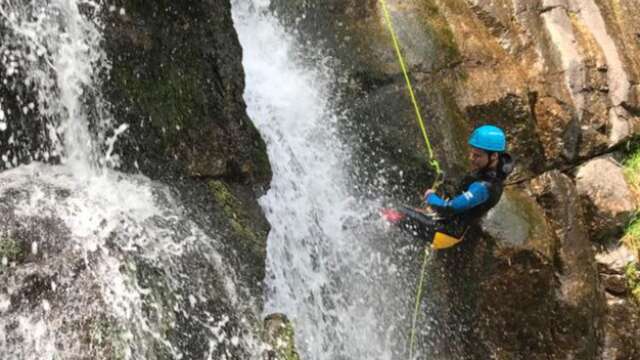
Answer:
[0,1,260,359]
[233,2,418,359]
[0,0,121,175]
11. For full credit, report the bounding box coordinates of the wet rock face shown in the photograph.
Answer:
[0,172,256,359]
[0,208,121,359]
[476,249,559,358]
[466,172,603,359]
[597,248,640,360]
[101,0,271,320]
[101,0,271,185]
[575,156,637,242]
[272,0,640,182]
[528,171,604,359]
[0,23,57,170]
[602,297,640,360]
[483,188,553,252]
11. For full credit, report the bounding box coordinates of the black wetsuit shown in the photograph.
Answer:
[430,153,512,359]
[399,153,512,244]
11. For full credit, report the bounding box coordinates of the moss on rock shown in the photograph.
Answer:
[88,316,128,360]
[263,313,300,360]
[208,180,267,271]
[623,215,640,258]
[208,180,257,242]
[417,0,463,69]
[103,0,272,184]
[0,235,23,263]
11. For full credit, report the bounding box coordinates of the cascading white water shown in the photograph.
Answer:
[0,1,260,359]
[0,163,260,359]
[0,0,115,175]
[233,2,417,359]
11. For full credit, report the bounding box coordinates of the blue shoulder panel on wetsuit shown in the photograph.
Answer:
[425,181,490,214]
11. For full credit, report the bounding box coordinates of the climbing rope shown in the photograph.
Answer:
[408,248,430,360]
[377,0,443,358]
[378,0,443,185]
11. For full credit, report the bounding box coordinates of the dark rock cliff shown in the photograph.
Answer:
[101,0,271,300]
[103,0,270,185]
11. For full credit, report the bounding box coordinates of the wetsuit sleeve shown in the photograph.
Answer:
[425,181,490,215]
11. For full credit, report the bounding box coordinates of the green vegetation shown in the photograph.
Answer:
[624,214,640,257]
[622,139,640,255]
[89,317,128,360]
[274,322,300,360]
[625,262,640,303]
[0,235,22,263]
[623,139,640,194]
[208,180,265,257]
[622,139,640,302]
[419,0,463,70]
[208,180,251,238]
[265,317,300,360]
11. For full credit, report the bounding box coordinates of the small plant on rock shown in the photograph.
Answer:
[0,233,22,264]
[624,151,640,194]
[624,262,640,304]
[623,140,640,257]
[623,213,640,259]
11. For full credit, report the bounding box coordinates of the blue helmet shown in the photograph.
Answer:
[468,125,506,152]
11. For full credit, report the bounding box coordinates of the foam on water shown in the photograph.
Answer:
[233,2,415,359]
[0,162,261,359]
[0,0,114,175]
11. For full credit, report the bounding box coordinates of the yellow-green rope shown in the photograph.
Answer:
[377,1,444,358]
[378,0,443,180]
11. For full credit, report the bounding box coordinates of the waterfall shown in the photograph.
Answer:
[233,2,417,359]
[0,0,117,175]
[0,1,259,359]
[0,0,425,357]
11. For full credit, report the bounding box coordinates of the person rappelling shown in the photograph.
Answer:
[376,1,517,356]
[382,125,514,249]
[375,0,513,251]
[380,124,514,359]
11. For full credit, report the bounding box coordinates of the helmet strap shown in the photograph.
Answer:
[482,151,499,172]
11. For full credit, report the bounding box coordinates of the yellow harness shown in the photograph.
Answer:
[432,231,463,250]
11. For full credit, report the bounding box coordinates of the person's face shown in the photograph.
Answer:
[469,147,490,172]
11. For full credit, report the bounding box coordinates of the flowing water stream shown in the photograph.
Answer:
[233,2,419,359]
